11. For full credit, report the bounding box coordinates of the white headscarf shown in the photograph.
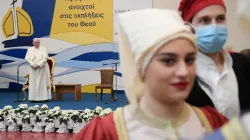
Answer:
[118,9,197,104]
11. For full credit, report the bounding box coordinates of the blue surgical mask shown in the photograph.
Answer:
[196,24,228,53]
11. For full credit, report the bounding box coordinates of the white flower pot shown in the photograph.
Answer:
[17,117,22,126]
[73,122,84,133]
[55,118,60,128]
[45,122,55,133]
[32,122,44,132]
[22,122,32,132]
[8,124,19,132]
[57,123,69,133]
[3,115,9,122]
[0,121,6,132]
[82,119,87,124]
[41,118,47,127]
[30,114,36,126]
[39,114,47,120]
[67,119,74,129]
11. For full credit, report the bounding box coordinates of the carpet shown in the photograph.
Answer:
[0,92,128,110]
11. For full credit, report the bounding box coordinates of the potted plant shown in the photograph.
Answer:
[57,115,69,133]
[45,117,55,133]
[6,116,19,132]
[93,106,103,116]
[0,110,6,131]
[2,105,13,121]
[32,115,44,132]
[52,107,62,129]
[28,105,40,126]
[21,114,32,132]
[99,108,112,117]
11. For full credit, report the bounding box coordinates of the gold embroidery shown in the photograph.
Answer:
[132,103,191,129]
[221,118,248,140]
[192,106,212,133]
[129,103,191,138]
[113,105,213,140]
[113,108,129,140]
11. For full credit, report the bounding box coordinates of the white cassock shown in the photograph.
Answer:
[25,46,51,101]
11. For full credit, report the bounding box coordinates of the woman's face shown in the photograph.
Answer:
[143,38,196,104]
[191,5,226,27]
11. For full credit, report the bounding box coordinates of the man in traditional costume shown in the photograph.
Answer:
[25,38,51,102]
[76,9,228,140]
[178,0,250,119]
[193,1,250,140]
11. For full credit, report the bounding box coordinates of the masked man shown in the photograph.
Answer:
[178,0,250,119]
[180,1,250,140]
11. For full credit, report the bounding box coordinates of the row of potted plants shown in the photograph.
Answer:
[0,104,112,133]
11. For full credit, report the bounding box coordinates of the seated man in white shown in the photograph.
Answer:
[25,38,52,102]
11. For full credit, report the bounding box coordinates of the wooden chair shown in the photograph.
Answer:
[240,49,250,56]
[22,57,56,101]
[95,69,115,101]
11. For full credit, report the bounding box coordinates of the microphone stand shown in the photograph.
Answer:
[103,62,128,104]
[14,62,27,102]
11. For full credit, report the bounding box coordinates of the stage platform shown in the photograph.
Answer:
[0,92,128,110]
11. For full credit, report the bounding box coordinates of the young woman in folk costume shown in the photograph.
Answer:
[76,9,228,140]
[178,0,250,119]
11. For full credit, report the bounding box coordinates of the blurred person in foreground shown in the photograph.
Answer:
[76,9,228,140]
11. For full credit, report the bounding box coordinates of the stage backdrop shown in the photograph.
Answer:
[0,0,152,93]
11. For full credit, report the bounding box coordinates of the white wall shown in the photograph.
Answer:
[153,0,250,52]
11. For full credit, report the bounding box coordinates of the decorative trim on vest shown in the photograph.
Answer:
[113,108,129,140]
[193,106,212,132]
[221,118,248,139]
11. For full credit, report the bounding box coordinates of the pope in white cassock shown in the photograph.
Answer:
[25,38,51,102]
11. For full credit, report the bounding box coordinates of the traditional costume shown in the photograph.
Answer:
[25,45,51,101]
[196,112,250,140]
[194,1,250,140]
[76,9,228,140]
[178,0,250,119]
[201,2,250,139]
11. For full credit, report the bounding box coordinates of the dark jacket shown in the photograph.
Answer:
[187,53,250,112]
